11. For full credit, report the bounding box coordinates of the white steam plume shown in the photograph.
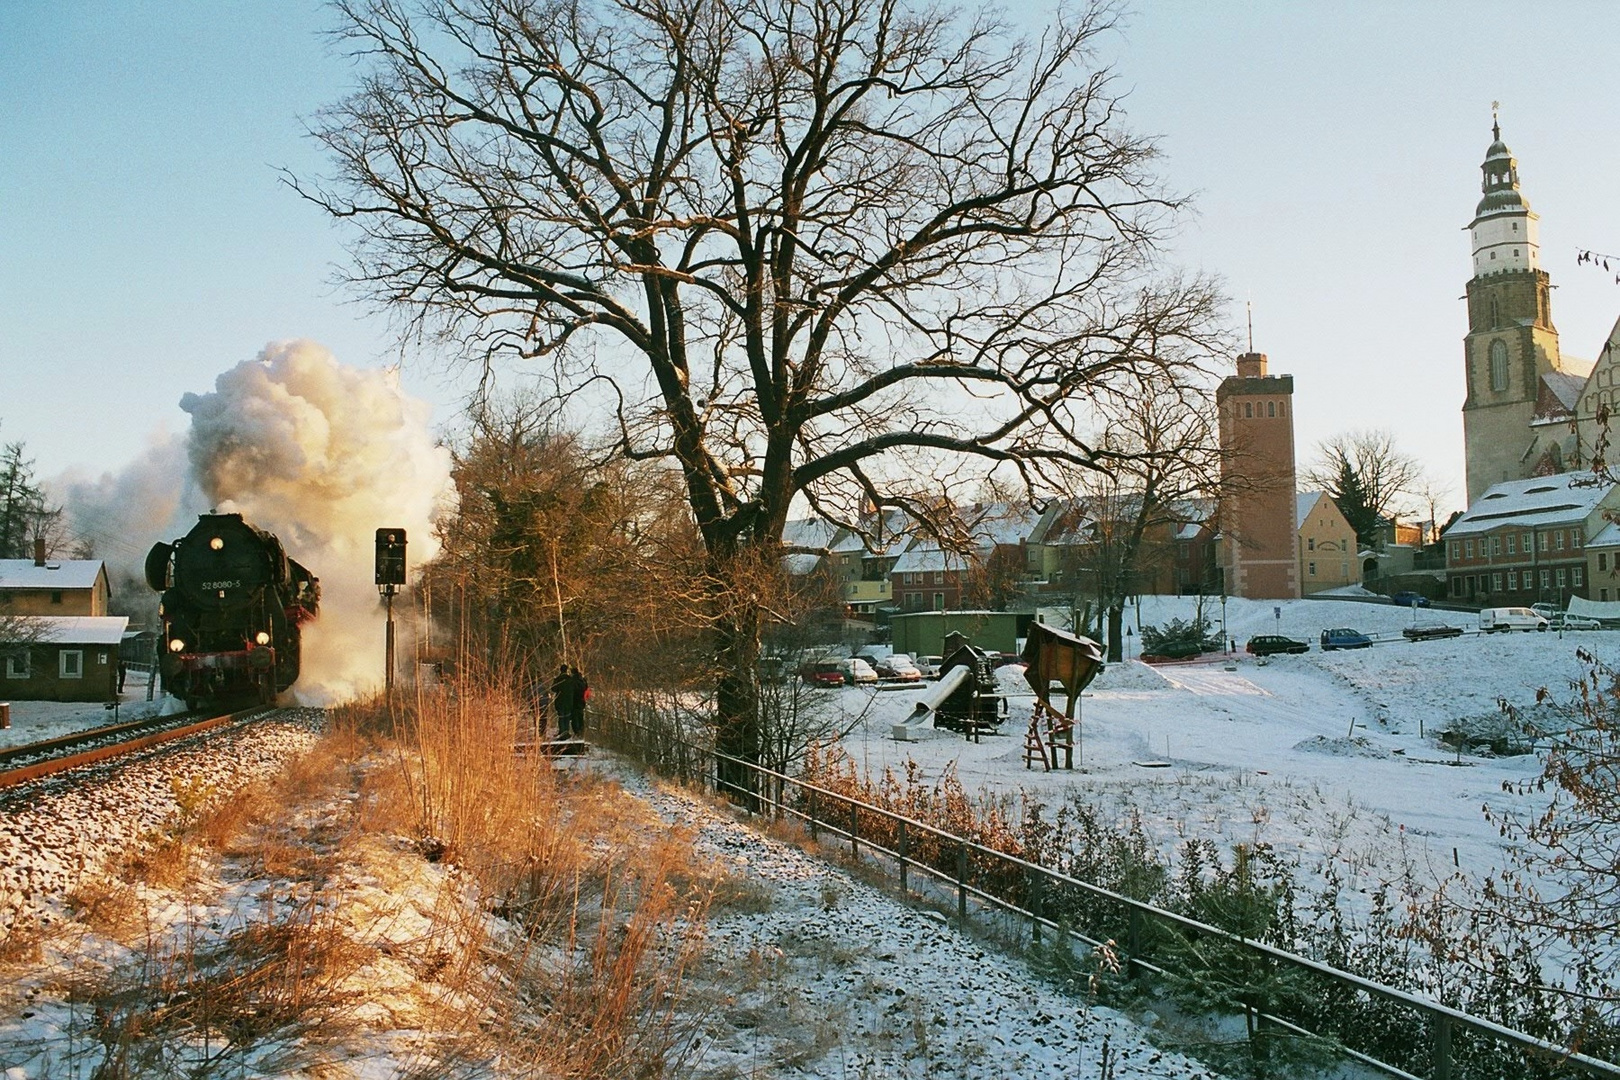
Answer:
[180,340,454,703]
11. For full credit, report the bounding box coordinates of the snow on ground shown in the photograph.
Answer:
[619,766,1225,1080]
[0,681,171,750]
[832,595,1597,896]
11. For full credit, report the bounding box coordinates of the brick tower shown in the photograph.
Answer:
[1217,352,1299,599]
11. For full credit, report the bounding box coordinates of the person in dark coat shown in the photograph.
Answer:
[550,664,575,739]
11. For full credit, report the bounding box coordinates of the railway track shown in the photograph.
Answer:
[0,706,274,789]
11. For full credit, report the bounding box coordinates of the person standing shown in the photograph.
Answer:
[550,664,575,739]
[569,665,589,738]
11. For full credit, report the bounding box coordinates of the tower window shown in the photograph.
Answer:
[1489,340,1509,392]
[1267,401,1275,417]
[1512,222,1518,231]
[1244,402,1253,418]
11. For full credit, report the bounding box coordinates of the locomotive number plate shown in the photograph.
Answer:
[201,580,242,590]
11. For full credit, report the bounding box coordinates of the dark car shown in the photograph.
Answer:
[1390,592,1431,608]
[1320,627,1373,651]
[1246,634,1309,656]
[1403,624,1463,641]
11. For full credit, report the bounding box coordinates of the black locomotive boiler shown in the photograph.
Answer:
[145,512,320,707]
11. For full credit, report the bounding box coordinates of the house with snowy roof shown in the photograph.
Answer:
[1442,471,1619,608]
[0,542,111,616]
[1295,492,1359,595]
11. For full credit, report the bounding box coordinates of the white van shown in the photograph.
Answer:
[1479,607,1550,633]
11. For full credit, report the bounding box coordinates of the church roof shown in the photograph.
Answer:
[1533,370,1587,421]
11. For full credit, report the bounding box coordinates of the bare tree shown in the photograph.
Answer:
[298,0,1227,782]
[1303,429,1423,547]
[1059,382,1222,661]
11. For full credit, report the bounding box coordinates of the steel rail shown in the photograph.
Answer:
[0,707,271,789]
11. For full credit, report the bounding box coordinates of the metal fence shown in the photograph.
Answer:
[596,704,1620,1080]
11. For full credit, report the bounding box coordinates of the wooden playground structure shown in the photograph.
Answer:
[1018,622,1106,770]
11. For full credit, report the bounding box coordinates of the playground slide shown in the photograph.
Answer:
[892,664,972,740]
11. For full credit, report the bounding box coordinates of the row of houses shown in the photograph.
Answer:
[784,490,1371,621]
[1,542,127,701]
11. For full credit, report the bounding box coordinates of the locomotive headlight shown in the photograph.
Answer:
[255,631,271,646]
[209,537,224,550]
[169,638,186,653]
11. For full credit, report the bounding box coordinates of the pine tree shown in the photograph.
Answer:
[0,436,58,560]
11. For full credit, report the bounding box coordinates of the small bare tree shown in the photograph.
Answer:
[1303,429,1424,547]
[299,0,1227,781]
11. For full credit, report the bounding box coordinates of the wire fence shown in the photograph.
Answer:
[595,701,1620,1080]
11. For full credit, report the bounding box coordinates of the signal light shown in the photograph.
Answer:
[375,528,407,587]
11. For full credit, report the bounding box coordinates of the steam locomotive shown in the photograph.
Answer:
[145,513,320,707]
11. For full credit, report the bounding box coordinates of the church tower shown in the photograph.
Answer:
[1461,117,1565,503]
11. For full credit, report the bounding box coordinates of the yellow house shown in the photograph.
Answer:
[1296,492,1360,595]
[0,555,111,616]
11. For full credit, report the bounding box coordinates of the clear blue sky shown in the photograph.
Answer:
[3,1,1618,517]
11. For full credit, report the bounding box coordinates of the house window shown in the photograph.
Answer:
[1541,569,1552,589]
[1523,532,1533,552]
[1573,566,1585,586]
[1506,571,1517,590]
[932,571,944,585]
[1308,561,1317,576]
[1490,536,1500,556]
[1489,340,1509,391]
[932,592,944,611]
[59,650,83,680]
[1464,539,1474,558]
[1555,532,1566,551]
[1556,568,1567,588]
[1506,534,1516,555]
[1601,553,1609,572]
[4,652,28,679]
[51,591,63,605]
[1451,577,1464,597]
[1307,537,1315,551]
[1341,561,1348,577]
[1450,541,1459,560]
[1267,401,1276,418]
[1604,589,1610,601]
[1539,533,1549,553]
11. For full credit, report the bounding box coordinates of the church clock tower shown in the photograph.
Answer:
[1461,116,1564,503]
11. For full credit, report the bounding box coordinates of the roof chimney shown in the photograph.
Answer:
[1235,352,1268,378]
[33,536,46,567]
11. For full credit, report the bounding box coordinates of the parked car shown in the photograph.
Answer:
[877,653,923,681]
[1479,607,1549,633]
[1555,613,1602,630]
[1320,627,1373,651]
[1245,634,1309,656]
[1390,591,1430,608]
[801,659,847,687]
[915,655,943,679]
[838,656,880,684]
[1403,624,1463,641]
[1531,602,1561,620]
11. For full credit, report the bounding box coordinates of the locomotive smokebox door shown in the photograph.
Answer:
[375,528,407,587]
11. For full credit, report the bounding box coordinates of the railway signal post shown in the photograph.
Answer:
[375,528,407,701]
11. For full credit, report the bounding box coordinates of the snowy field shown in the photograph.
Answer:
[822,594,1600,894]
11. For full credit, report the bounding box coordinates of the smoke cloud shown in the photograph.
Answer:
[179,340,454,703]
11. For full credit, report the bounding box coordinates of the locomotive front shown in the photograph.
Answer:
[146,513,319,706]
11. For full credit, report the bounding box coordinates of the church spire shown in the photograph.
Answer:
[1469,109,1539,276]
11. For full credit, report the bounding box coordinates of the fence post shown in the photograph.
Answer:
[898,820,909,893]
[850,799,859,857]
[1128,908,1143,980]
[1432,1015,1452,1080]
[1030,867,1043,945]
[957,841,969,927]
[808,787,818,842]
